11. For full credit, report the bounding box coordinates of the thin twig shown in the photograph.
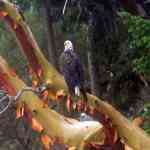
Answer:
[0,86,47,115]
[0,96,8,103]
[63,0,69,15]
[0,96,11,115]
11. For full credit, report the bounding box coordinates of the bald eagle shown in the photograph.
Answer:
[59,40,87,101]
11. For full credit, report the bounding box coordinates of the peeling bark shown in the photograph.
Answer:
[0,56,105,149]
[0,1,150,150]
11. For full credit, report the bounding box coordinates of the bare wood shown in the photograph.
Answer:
[0,56,105,149]
[0,0,150,149]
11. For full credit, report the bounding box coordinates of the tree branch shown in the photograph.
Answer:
[0,0,150,149]
[0,56,104,149]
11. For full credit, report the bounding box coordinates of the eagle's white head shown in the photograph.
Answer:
[64,40,73,52]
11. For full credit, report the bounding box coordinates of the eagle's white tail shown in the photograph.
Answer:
[75,86,80,96]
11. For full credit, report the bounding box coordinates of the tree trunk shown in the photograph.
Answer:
[40,0,58,68]
[87,1,128,100]
[87,51,95,95]
[87,51,101,97]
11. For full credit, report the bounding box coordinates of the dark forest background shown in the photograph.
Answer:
[0,0,150,149]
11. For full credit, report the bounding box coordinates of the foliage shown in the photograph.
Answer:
[8,0,31,11]
[120,13,150,134]
[120,12,150,79]
[140,104,150,135]
[133,55,150,77]
[25,11,46,50]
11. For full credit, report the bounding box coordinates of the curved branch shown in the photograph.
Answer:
[0,0,150,149]
[0,56,104,149]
